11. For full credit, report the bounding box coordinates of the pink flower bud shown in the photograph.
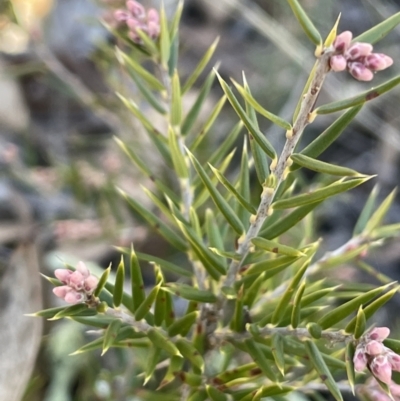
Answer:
[348,62,374,81]
[69,271,85,290]
[126,17,142,31]
[126,0,145,19]
[64,290,85,304]
[330,55,347,72]
[76,261,90,278]
[368,327,390,342]
[345,42,373,60]
[354,346,368,372]
[53,285,70,299]
[147,8,159,24]
[371,355,392,384]
[84,275,99,293]
[365,340,384,356]
[388,352,400,372]
[365,53,394,71]
[54,269,73,284]
[114,9,129,22]
[147,21,160,39]
[334,31,353,53]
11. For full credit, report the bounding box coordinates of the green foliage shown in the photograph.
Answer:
[36,1,400,401]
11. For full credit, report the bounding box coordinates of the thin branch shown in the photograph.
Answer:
[223,49,333,291]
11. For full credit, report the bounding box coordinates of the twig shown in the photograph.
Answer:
[223,49,333,291]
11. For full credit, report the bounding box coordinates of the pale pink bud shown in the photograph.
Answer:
[147,21,160,39]
[354,347,368,372]
[147,8,159,24]
[366,340,384,356]
[126,17,142,31]
[54,269,73,284]
[330,55,347,72]
[76,261,90,278]
[114,9,129,22]
[365,53,394,71]
[368,327,390,342]
[84,275,98,293]
[371,355,392,384]
[346,42,373,60]
[126,0,145,19]
[334,31,353,53]
[69,271,85,290]
[64,290,85,304]
[348,62,374,81]
[388,352,400,372]
[53,285,70,299]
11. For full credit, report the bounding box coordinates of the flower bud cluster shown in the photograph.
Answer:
[354,327,400,385]
[114,0,160,43]
[330,31,393,81]
[53,261,98,304]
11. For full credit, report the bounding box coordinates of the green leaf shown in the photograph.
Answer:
[119,188,188,252]
[272,177,372,210]
[324,14,341,47]
[231,285,245,332]
[205,208,227,269]
[354,12,400,44]
[271,256,311,325]
[353,306,366,339]
[233,80,292,130]
[144,346,163,385]
[259,201,322,239]
[304,340,343,401]
[363,189,397,235]
[114,137,179,203]
[167,311,199,337]
[290,154,360,176]
[242,78,270,186]
[116,48,164,91]
[113,256,125,308]
[244,338,277,382]
[371,223,400,239]
[174,219,225,278]
[209,164,257,215]
[147,328,181,357]
[287,0,322,45]
[252,237,305,257]
[31,306,72,319]
[135,29,160,57]
[237,138,252,226]
[291,281,306,329]
[94,265,111,297]
[384,338,400,354]
[159,4,171,69]
[171,70,182,126]
[242,255,299,277]
[182,37,219,94]
[318,282,394,329]
[206,385,228,401]
[102,319,122,355]
[134,282,162,321]
[216,72,276,159]
[353,185,380,235]
[295,106,363,166]
[175,371,203,387]
[182,69,218,136]
[315,75,400,115]
[163,283,217,303]
[271,333,285,375]
[307,322,322,339]
[50,304,94,320]
[345,341,356,395]
[187,150,245,235]
[175,338,205,372]
[168,125,188,178]
[242,272,266,307]
[127,67,166,114]
[154,289,166,327]
[345,287,398,333]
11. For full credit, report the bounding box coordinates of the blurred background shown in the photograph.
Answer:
[1,0,400,400]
